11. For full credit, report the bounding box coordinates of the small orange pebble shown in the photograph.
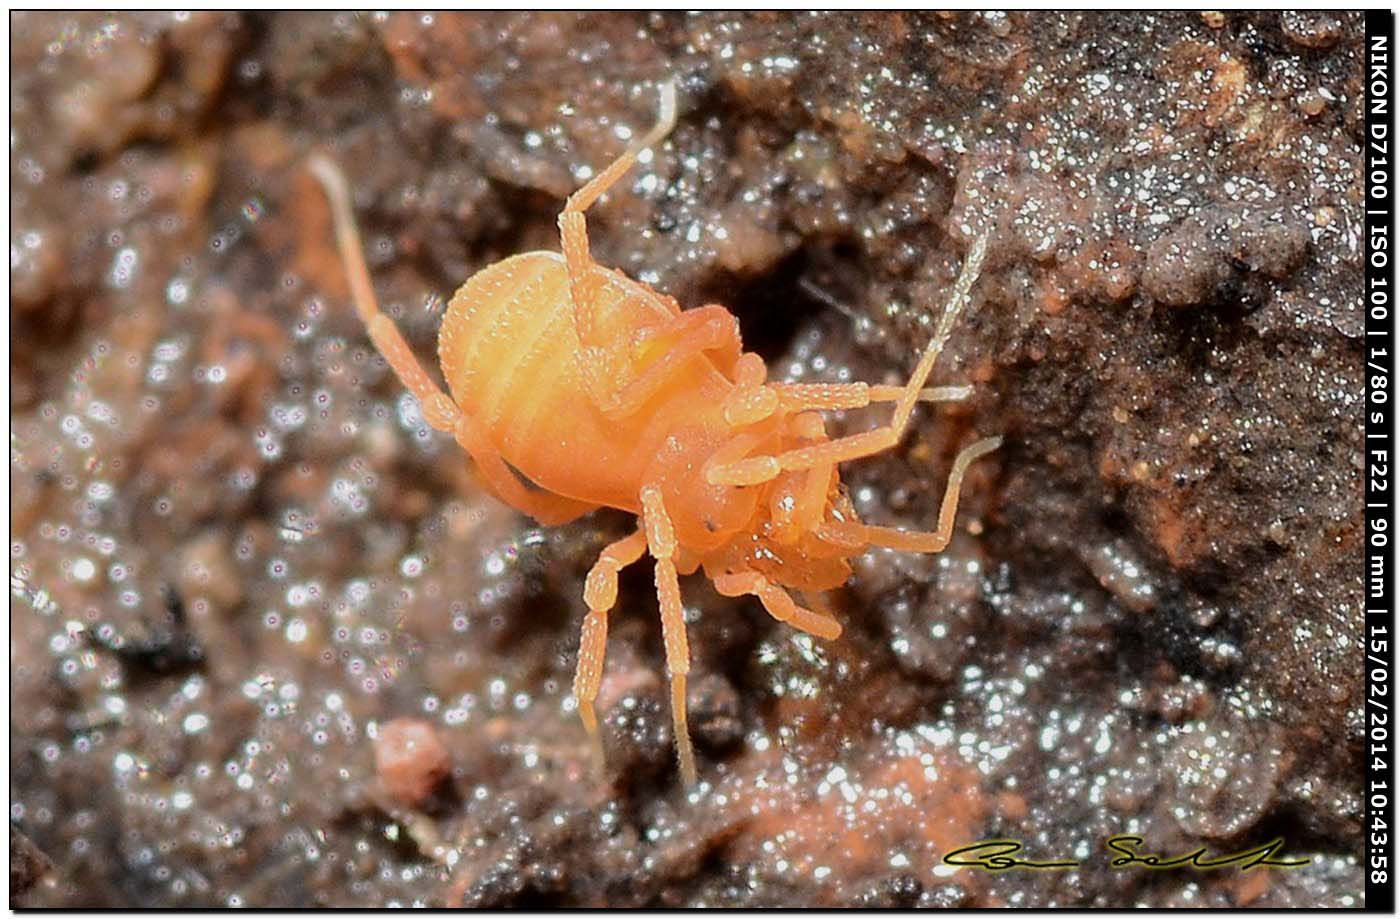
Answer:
[310,80,1002,787]
[375,717,452,807]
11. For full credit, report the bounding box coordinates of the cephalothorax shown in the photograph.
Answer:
[309,81,1000,785]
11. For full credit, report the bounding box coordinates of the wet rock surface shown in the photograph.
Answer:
[11,11,1362,907]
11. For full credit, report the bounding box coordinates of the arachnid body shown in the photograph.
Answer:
[309,81,1001,786]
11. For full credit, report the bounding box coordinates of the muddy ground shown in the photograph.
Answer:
[10,11,1364,907]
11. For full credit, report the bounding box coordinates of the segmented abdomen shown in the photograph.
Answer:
[437,251,696,510]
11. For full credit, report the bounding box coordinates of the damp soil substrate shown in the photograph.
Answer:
[11,11,1364,907]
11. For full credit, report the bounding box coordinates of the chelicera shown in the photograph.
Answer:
[309,80,1001,786]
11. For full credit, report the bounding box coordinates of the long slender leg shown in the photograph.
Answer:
[711,571,843,641]
[573,527,648,772]
[707,386,973,486]
[559,81,678,347]
[707,230,991,485]
[310,153,460,432]
[818,435,1003,552]
[553,83,772,428]
[309,154,597,526]
[639,486,698,786]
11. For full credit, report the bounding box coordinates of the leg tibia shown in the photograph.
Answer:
[365,315,455,431]
[818,435,1002,553]
[773,382,973,413]
[656,555,696,786]
[777,428,897,473]
[574,610,608,740]
[559,211,601,345]
[640,486,698,785]
[573,528,647,772]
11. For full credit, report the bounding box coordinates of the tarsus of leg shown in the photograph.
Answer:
[310,153,594,524]
[573,528,648,774]
[712,571,842,641]
[901,230,992,430]
[640,485,698,786]
[709,230,991,481]
[817,435,1003,553]
[309,153,460,432]
[559,81,678,347]
[772,382,974,412]
[308,154,377,327]
[566,80,678,215]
